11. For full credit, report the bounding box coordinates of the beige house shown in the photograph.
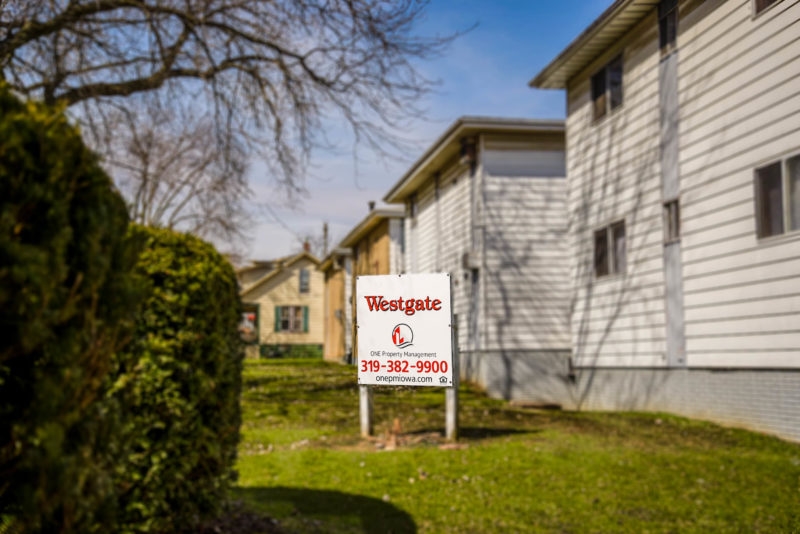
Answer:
[238,250,324,358]
[337,205,405,362]
[343,206,405,279]
[320,247,353,363]
[531,0,800,441]
[321,206,405,363]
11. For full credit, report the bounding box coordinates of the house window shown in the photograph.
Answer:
[754,0,780,15]
[408,193,417,218]
[754,154,800,238]
[591,55,624,120]
[663,199,681,243]
[299,268,310,293]
[659,0,678,56]
[594,220,626,277]
[275,305,308,333]
[594,228,609,277]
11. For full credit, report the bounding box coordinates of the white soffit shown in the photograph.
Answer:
[529,0,659,89]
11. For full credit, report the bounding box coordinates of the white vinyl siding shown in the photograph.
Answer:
[406,162,472,348]
[388,218,405,274]
[482,156,569,351]
[565,0,800,368]
[566,10,667,368]
[403,137,567,353]
[482,149,565,177]
[412,179,439,272]
[677,0,800,368]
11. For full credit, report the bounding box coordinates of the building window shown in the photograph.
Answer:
[594,228,609,277]
[659,0,678,56]
[754,154,800,238]
[594,220,626,277]
[591,55,623,120]
[275,305,308,333]
[663,199,681,243]
[299,268,310,293]
[408,193,417,218]
[754,0,781,15]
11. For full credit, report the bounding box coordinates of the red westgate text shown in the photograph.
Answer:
[363,295,442,316]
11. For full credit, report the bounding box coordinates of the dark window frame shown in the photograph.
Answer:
[659,0,678,56]
[663,199,681,244]
[754,0,781,16]
[299,268,310,293]
[275,305,308,333]
[408,193,418,219]
[611,221,626,274]
[754,154,800,239]
[594,220,627,278]
[591,55,624,121]
[594,228,609,277]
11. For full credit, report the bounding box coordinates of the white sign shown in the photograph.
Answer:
[356,273,453,387]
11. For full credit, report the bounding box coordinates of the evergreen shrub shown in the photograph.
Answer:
[112,226,244,533]
[0,84,140,530]
[0,84,243,533]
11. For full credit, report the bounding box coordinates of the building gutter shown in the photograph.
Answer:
[529,0,658,89]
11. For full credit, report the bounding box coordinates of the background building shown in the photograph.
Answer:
[238,249,324,358]
[531,0,800,441]
[321,247,353,363]
[384,116,570,403]
[338,205,406,362]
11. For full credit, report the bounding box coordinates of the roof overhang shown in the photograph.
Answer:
[339,208,405,248]
[383,116,564,204]
[320,247,352,272]
[236,259,276,275]
[529,0,659,89]
[240,251,319,296]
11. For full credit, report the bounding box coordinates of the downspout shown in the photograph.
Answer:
[434,172,442,271]
[465,135,481,355]
[477,134,488,356]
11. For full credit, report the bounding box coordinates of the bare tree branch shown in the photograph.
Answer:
[99,96,252,251]
[1,0,457,181]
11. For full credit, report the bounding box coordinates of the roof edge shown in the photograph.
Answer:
[320,247,353,271]
[383,116,565,203]
[240,250,319,296]
[529,0,638,89]
[338,208,405,248]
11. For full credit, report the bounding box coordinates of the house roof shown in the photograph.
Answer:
[529,0,660,89]
[239,250,320,297]
[320,247,352,272]
[235,258,281,275]
[338,207,405,248]
[382,116,564,203]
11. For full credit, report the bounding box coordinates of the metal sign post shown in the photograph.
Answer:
[445,313,459,441]
[359,385,373,438]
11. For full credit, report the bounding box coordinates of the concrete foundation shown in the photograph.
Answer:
[460,350,800,443]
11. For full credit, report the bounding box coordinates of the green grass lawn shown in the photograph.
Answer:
[234,359,800,533]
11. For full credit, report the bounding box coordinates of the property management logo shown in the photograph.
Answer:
[392,323,413,349]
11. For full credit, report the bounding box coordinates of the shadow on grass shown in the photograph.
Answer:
[236,486,417,534]
[404,426,538,441]
[460,426,539,440]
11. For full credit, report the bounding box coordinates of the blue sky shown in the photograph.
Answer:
[245,0,611,261]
